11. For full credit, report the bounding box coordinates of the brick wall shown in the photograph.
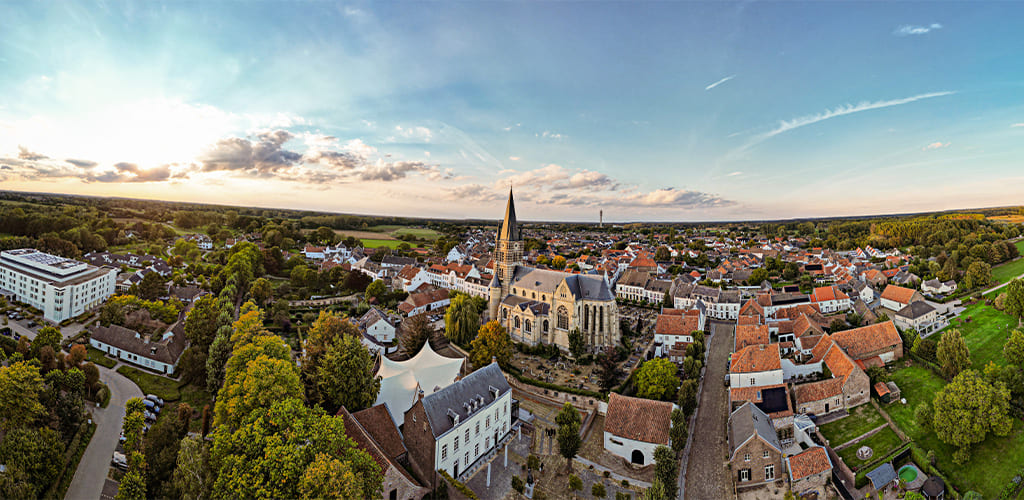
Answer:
[403,401,438,490]
[732,438,785,487]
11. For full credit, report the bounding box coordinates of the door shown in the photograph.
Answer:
[453,463,459,479]
[825,403,830,413]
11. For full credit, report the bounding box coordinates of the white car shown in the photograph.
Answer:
[111,452,128,471]
[145,394,164,406]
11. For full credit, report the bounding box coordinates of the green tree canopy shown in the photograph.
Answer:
[30,326,61,360]
[1004,279,1024,326]
[636,358,680,401]
[568,328,586,359]
[470,320,514,370]
[936,329,971,379]
[445,293,480,346]
[556,403,582,472]
[314,333,381,414]
[932,369,1012,463]
[0,361,46,431]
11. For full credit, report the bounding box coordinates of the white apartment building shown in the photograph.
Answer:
[0,249,116,323]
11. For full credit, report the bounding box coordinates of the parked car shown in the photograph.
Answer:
[13,333,20,340]
[143,399,161,413]
[143,410,157,422]
[26,321,36,328]
[145,394,164,406]
[111,452,128,471]
[0,327,10,336]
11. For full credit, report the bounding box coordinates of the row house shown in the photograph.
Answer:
[879,285,925,313]
[398,288,451,317]
[653,309,705,358]
[809,285,851,313]
[674,283,741,320]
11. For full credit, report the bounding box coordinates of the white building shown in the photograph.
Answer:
[404,362,512,487]
[729,344,784,388]
[0,249,117,323]
[603,393,674,466]
[358,307,398,343]
[809,286,852,314]
[90,323,187,374]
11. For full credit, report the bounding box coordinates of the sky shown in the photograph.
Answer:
[1,1,1023,222]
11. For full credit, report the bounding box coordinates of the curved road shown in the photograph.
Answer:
[65,365,142,500]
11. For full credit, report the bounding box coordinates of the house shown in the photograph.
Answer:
[862,269,888,287]
[398,289,451,317]
[793,378,845,417]
[728,384,795,443]
[653,311,703,357]
[921,279,957,296]
[786,447,833,497]
[183,234,212,250]
[358,306,398,343]
[403,363,513,489]
[303,245,327,260]
[729,344,783,388]
[90,323,187,374]
[865,462,899,496]
[603,393,674,466]
[395,265,428,292]
[339,405,428,500]
[735,324,770,351]
[809,286,851,313]
[879,285,924,312]
[728,402,785,489]
[830,321,904,365]
[893,301,946,337]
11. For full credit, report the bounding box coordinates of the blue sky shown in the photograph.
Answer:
[1,1,1023,221]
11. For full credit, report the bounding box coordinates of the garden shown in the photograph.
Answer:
[818,403,888,447]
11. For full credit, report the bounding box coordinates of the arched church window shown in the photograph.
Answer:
[525,320,532,333]
[556,306,569,330]
[543,320,549,332]
[502,308,508,319]
[514,316,520,329]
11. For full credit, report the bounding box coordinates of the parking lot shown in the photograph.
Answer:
[1,306,90,342]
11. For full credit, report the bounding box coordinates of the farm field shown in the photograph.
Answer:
[330,229,397,240]
[993,255,1024,284]
[362,238,417,249]
[886,363,1024,498]
[988,215,1024,224]
[938,302,1016,368]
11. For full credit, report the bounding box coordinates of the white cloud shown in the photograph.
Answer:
[922,141,950,151]
[894,23,943,36]
[705,75,735,91]
[1012,123,1024,128]
[538,131,565,140]
[390,125,433,143]
[727,171,743,177]
[508,156,521,161]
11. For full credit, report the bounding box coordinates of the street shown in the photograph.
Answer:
[682,321,734,500]
[65,364,143,500]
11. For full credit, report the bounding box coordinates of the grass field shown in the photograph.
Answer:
[988,215,1024,224]
[939,302,1016,368]
[887,363,1024,498]
[993,256,1024,284]
[362,238,419,249]
[819,403,888,446]
[390,227,441,240]
[86,346,117,369]
[117,365,182,401]
[836,426,903,470]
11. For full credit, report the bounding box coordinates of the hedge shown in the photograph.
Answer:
[508,370,605,400]
[853,442,912,489]
[45,420,96,500]
[439,470,479,500]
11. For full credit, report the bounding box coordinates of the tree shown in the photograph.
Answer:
[67,344,87,366]
[596,348,623,392]
[216,351,303,430]
[30,326,61,359]
[552,256,567,270]
[117,466,148,500]
[556,403,582,471]
[661,290,672,309]
[138,270,168,301]
[964,261,992,289]
[652,445,678,499]
[1005,329,1024,368]
[83,362,100,395]
[470,321,514,370]
[445,294,480,345]
[185,295,223,352]
[211,398,381,499]
[681,356,702,381]
[636,359,680,400]
[0,361,46,431]
[677,379,698,417]
[568,328,586,360]
[401,314,439,358]
[144,403,190,498]
[205,327,233,392]
[0,427,63,497]
[172,435,210,500]
[937,329,971,379]
[669,408,687,456]
[592,481,607,498]
[932,369,1012,463]
[365,280,387,303]
[568,474,582,498]
[747,268,769,286]
[912,337,938,363]
[247,277,273,306]
[1007,279,1024,327]
[315,334,381,414]
[914,402,933,433]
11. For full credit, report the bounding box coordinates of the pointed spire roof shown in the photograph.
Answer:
[498,188,520,241]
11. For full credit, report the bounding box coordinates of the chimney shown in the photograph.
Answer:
[491,356,497,365]
[417,389,425,402]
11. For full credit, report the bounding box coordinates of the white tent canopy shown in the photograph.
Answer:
[374,342,464,428]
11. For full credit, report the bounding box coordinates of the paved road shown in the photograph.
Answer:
[683,321,734,500]
[65,365,142,500]
[3,316,87,342]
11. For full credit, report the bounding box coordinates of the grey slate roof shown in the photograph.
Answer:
[728,402,781,460]
[512,266,613,301]
[420,362,511,439]
[896,300,935,320]
[866,462,897,490]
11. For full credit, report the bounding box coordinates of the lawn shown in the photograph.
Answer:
[993,256,1024,284]
[362,238,419,249]
[836,426,903,470]
[117,365,182,401]
[939,302,1016,368]
[86,346,117,369]
[390,227,441,241]
[818,404,888,447]
[886,363,1024,498]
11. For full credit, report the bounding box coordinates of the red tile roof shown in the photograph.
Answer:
[788,447,832,480]
[605,393,673,445]
[811,286,849,303]
[874,381,890,397]
[793,378,844,405]
[730,344,782,373]
[735,325,771,351]
[655,314,700,336]
[880,285,917,305]
[830,321,902,360]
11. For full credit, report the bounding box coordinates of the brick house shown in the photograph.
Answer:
[339,405,428,500]
[729,402,785,489]
[793,377,845,417]
[787,447,833,497]
[879,285,924,313]
[830,321,904,365]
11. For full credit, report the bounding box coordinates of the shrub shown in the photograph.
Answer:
[511,476,524,493]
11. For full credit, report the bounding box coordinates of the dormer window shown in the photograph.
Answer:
[447,408,460,426]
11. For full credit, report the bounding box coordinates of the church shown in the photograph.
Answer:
[488,190,620,351]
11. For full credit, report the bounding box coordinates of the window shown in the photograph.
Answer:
[744,453,750,462]
[749,378,756,386]
[556,306,569,330]
[739,469,751,482]
[465,429,470,442]
[762,451,769,459]
[475,443,479,457]
[442,444,448,460]
[486,416,490,428]
[475,422,480,435]
[765,464,775,481]
[465,452,469,466]
[485,437,490,449]
[454,436,459,451]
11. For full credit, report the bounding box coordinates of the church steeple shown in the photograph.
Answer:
[498,188,519,242]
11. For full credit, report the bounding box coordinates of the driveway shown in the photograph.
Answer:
[65,365,143,500]
[683,321,734,500]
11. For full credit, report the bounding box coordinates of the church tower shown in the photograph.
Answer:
[489,189,523,319]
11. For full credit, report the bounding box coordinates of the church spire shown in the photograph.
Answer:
[498,187,519,241]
